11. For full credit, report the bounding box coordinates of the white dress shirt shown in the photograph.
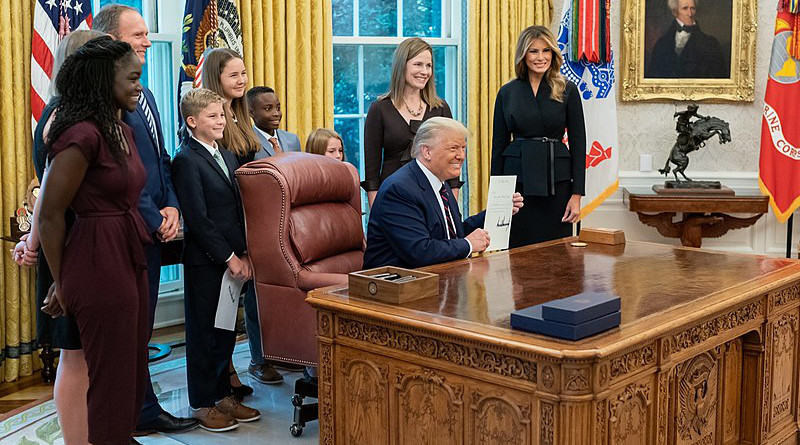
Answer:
[416,159,472,257]
[674,19,692,55]
[254,125,281,151]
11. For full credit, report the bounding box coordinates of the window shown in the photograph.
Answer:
[95,0,183,294]
[332,0,464,214]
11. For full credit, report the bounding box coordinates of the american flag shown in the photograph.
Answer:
[31,0,93,128]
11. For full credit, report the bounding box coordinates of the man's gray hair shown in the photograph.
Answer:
[93,4,138,37]
[411,117,470,158]
[667,0,698,14]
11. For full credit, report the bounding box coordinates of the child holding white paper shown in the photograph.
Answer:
[172,88,260,432]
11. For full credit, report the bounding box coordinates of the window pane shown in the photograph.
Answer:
[362,46,395,109]
[143,41,182,290]
[359,0,397,36]
[334,117,361,171]
[144,41,176,155]
[403,0,441,37]
[160,265,181,283]
[333,45,359,114]
[99,0,142,10]
[432,45,448,107]
[332,0,354,36]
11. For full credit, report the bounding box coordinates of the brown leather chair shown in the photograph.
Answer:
[235,152,364,436]
[236,151,364,364]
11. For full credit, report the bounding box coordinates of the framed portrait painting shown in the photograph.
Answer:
[620,0,757,101]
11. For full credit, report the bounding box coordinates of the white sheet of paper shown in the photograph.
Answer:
[214,269,245,331]
[483,175,517,252]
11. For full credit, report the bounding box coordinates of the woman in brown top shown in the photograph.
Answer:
[363,37,459,207]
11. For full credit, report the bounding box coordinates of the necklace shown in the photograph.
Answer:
[405,100,424,117]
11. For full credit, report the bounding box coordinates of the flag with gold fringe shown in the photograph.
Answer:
[558,0,619,218]
[178,0,243,99]
[759,1,800,222]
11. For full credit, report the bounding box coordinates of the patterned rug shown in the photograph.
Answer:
[0,343,271,445]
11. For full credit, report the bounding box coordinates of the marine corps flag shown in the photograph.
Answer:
[558,0,619,218]
[178,0,243,99]
[759,4,800,222]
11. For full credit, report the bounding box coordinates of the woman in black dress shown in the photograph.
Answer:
[363,37,459,207]
[492,26,586,248]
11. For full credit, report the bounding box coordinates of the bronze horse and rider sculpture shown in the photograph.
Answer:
[659,104,732,184]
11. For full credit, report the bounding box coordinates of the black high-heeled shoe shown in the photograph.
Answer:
[230,370,254,401]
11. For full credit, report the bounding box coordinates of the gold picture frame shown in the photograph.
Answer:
[620,0,757,102]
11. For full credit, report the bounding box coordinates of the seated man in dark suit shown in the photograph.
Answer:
[364,117,523,269]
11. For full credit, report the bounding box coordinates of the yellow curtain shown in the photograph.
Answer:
[466,0,552,212]
[239,0,334,147]
[0,0,38,383]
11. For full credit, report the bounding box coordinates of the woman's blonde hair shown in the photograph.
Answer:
[50,30,106,97]
[202,48,260,157]
[306,128,345,161]
[380,37,444,110]
[514,26,566,102]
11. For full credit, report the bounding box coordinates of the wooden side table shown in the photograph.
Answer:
[623,187,769,247]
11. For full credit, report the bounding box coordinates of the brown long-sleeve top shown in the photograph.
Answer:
[362,96,460,191]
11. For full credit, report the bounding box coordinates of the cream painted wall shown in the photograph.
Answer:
[550,0,775,173]
[544,0,797,257]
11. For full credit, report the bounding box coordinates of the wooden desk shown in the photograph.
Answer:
[308,239,800,445]
[623,187,769,247]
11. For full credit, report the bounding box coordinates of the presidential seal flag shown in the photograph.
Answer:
[759,3,800,222]
[179,0,243,98]
[31,0,93,128]
[558,0,619,218]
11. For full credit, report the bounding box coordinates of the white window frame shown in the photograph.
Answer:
[93,0,184,295]
[332,0,464,196]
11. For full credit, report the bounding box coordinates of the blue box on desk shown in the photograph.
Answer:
[541,292,620,325]
[510,305,621,340]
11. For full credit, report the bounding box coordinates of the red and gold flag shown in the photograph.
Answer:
[759,8,800,222]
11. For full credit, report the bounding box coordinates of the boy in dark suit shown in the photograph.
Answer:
[172,88,260,432]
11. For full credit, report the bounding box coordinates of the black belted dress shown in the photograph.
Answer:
[491,78,586,248]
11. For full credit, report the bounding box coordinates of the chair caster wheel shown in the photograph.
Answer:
[290,424,303,437]
[292,394,303,406]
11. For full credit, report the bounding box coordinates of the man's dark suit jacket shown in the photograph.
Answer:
[364,160,485,269]
[124,87,180,233]
[171,137,247,266]
[646,22,728,79]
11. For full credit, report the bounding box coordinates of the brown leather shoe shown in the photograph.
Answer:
[191,406,239,432]
[248,363,284,384]
[216,395,261,422]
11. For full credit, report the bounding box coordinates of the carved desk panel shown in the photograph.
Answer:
[308,239,800,445]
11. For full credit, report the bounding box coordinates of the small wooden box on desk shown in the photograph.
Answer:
[348,266,439,304]
[578,227,625,245]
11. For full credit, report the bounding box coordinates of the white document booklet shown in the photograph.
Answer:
[483,175,517,252]
[214,269,246,331]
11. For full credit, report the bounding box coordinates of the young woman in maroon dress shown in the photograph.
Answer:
[38,36,152,445]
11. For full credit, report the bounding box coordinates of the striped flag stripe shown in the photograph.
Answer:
[30,61,51,105]
[31,0,92,125]
[31,32,54,77]
[30,88,46,121]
